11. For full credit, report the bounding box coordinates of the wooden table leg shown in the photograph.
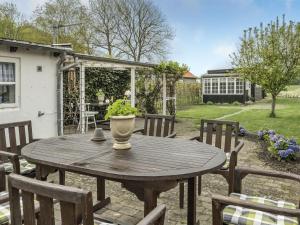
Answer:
[144,188,158,216]
[187,177,198,225]
[93,177,111,211]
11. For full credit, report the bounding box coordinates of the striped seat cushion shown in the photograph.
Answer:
[0,201,10,225]
[0,199,40,225]
[94,220,116,225]
[2,158,35,175]
[223,193,298,225]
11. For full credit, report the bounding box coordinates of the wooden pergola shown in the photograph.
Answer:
[58,53,169,135]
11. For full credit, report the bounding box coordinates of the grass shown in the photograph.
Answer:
[177,98,300,141]
[278,85,300,97]
[227,98,300,141]
[176,104,241,122]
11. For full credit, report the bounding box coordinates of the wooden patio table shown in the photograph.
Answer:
[22,133,226,225]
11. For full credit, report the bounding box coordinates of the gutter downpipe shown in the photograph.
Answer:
[57,54,79,136]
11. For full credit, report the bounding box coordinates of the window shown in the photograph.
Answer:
[236,78,244,94]
[228,78,235,94]
[220,78,227,94]
[212,78,218,94]
[204,78,211,94]
[0,62,16,105]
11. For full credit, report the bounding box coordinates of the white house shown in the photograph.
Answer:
[201,69,264,104]
[0,39,156,138]
[0,40,72,138]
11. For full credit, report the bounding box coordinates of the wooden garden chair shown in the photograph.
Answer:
[8,173,167,225]
[134,114,176,138]
[212,167,300,225]
[0,121,36,177]
[0,151,41,224]
[179,119,244,208]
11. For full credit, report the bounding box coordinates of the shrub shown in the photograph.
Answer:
[206,101,214,105]
[232,101,241,106]
[258,129,300,161]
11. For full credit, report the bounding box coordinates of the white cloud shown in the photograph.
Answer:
[213,43,235,59]
[284,0,294,10]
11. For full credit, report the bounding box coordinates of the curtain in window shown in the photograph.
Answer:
[0,63,15,82]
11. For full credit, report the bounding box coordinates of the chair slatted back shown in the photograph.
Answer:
[8,173,94,225]
[0,121,33,155]
[200,119,239,153]
[143,114,175,137]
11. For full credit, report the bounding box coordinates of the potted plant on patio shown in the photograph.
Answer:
[97,89,105,103]
[105,99,138,150]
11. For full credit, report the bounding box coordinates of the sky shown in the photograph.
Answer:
[5,0,300,76]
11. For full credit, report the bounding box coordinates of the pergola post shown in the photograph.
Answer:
[57,69,64,136]
[79,63,86,134]
[130,67,136,107]
[162,73,167,115]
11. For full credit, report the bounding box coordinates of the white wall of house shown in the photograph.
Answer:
[0,46,59,138]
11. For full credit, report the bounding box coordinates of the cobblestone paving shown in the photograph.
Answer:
[50,119,300,225]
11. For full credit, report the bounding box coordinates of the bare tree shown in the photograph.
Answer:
[33,0,94,53]
[89,0,118,57]
[115,0,174,62]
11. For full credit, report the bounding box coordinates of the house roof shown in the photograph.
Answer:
[202,68,238,78]
[0,38,157,68]
[183,71,198,79]
[0,38,74,53]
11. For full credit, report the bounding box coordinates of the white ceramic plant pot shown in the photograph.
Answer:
[98,95,105,103]
[110,115,135,150]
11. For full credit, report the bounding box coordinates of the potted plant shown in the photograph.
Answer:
[97,89,105,103]
[105,99,138,150]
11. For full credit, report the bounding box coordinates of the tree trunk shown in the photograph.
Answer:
[270,94,276,117]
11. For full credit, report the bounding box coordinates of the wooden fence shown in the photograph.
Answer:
[176,82,202,108]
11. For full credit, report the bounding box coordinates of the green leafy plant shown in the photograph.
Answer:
[206,101,214,105]
[105,99,138,120]
[232,101,241,106]
[85,68,130,103]
[96,89,105,97]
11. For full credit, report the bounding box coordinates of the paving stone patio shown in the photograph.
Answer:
[50,118,300,225]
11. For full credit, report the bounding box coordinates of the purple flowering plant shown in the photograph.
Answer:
[258,129,299,161]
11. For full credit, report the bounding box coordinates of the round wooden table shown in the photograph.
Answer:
[22,133,226,225]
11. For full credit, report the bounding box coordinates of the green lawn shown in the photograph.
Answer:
[177,98,300,141]
[279,85,300,97]
[176,104,241,123]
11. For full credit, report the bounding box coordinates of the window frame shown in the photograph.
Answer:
[235,78,244,94]
[0,57,20,109]
[204,78,211,94]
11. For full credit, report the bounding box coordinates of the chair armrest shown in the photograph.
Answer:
[136,205,166,225]
[32,138,41,142]
[133,128,144,134]
[190,136,200,141]
[212,194,300,221]
[233,141,244,153]
[236,167,300,183]
[0,150,20,174]
[166,132,176,138]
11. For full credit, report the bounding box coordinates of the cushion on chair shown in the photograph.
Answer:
[0,201,10,224]
[2,158,35,175]
[94,218,116,225]
[223,193,298,225]
[0,192,8,200]
[0,198,40,225]
[220,153,230,170]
